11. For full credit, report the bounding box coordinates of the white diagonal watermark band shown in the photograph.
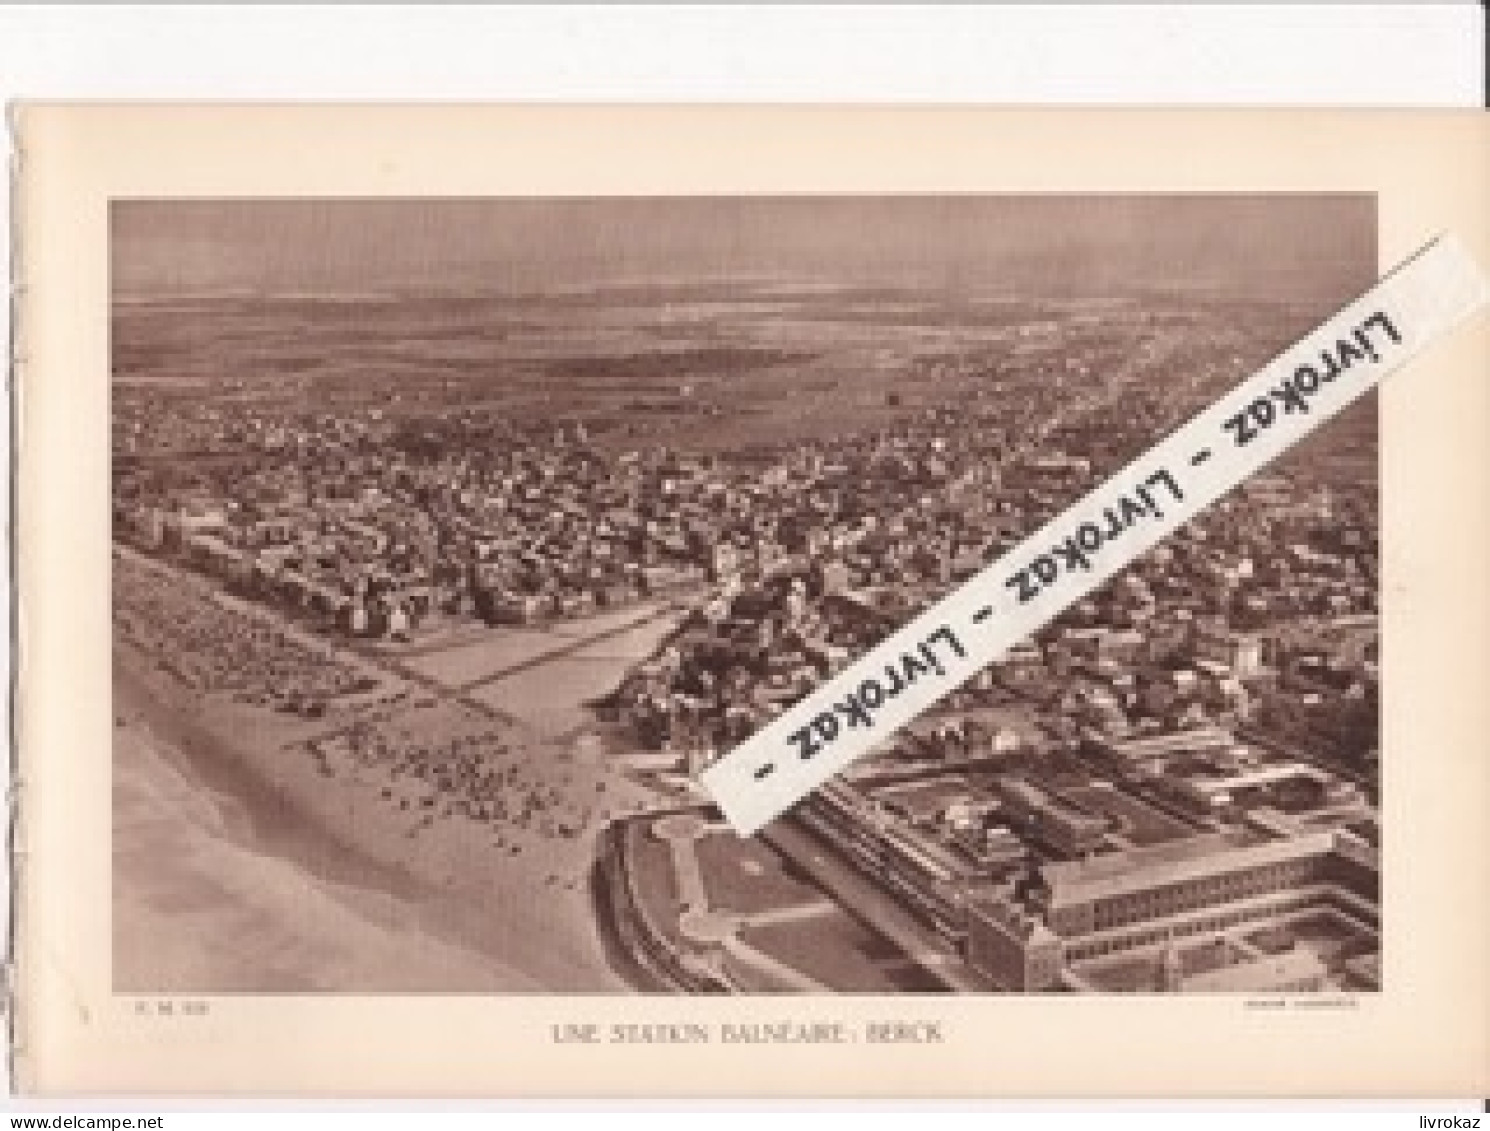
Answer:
[701,234,1489,836]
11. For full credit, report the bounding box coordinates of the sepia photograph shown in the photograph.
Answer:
[110,194,1383,996]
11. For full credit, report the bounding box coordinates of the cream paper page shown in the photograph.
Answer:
[12,106,1489,1097]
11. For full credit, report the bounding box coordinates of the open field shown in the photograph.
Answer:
[471,658,642,738]
[117,280,1305,459]
[694,831,827,917]
[403,628,569,686]
[464,609,687,737]
[737,914,947,993]
[615,811,956,993]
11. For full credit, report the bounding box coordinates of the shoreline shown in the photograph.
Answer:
[114,643,634,992]
[114,707,543,993]
[115,658,417,902]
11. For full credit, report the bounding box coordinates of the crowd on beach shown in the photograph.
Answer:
[290,705,650,890]
[115,542,649,876]
[114,549,375,715]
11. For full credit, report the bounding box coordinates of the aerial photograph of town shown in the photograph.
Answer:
[112,195,1381,995]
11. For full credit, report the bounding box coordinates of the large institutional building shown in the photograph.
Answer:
[793,774,1378,992]
[975,827,1377,989]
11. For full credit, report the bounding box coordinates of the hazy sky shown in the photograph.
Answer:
[113,196,1375,300]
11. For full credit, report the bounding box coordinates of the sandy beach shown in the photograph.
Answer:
[113,549,661,992]
[114,696,537,992]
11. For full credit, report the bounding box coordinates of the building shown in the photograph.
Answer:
[1028,828,1377,964]
[1086,725,1237,776]
[1191,622,1265,678]
[1168,761,1359,814]
[956,826,1378,989]
[1180,948,1328,993]
[994,777,1109,858]
[794,778,983,947]
[789,752,1377,992]
[965,895,1064,991]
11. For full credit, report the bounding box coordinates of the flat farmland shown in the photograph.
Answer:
[113,284,1118,459]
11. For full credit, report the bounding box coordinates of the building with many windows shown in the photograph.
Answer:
[1032,829,1376,959]
[966,826,1377,988]
[782,757,1377,992]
